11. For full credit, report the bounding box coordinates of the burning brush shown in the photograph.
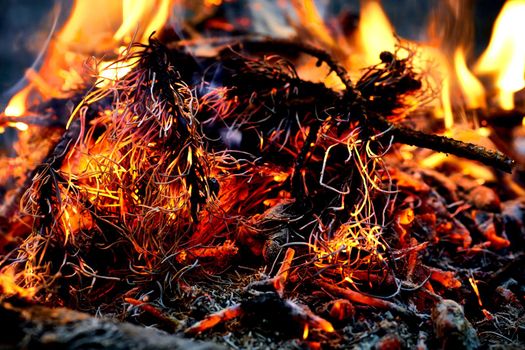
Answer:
[0,1,524,349]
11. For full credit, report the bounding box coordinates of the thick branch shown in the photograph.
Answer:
[0,302,222,350]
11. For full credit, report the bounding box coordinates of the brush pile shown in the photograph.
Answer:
[0,26,523,349]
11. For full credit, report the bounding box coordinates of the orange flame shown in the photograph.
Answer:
[454,48,486,110]
[353,0,396,68]
[0,266,37,299]
[4,86,31,118]
[3,0,173,118]
[476,0,525,110]
[303,324,309,340]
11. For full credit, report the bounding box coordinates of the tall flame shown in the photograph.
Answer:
[353,0,396,68]
[476,0,525,110]
[454,47,486,110]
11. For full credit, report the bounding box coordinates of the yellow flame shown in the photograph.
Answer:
[441,77,454,130]
[115,0,172,43]
[454,48,486,110]
[303,324,309,340]
[205,0,222,6]
[4,86,31,117]
[97,47,138,87]
[11,122,29,131]
[0,267,37,299]
[476,0,525,110]
[292,0,338,51]
[354,0,396,67]
[468,275,483,307]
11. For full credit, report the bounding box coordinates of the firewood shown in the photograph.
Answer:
[316,281,418,319]
[371,114,515,173]
[0,301,222,350]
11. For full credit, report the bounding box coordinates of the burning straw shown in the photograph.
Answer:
[0,4,521,344]
[0,34,513,305]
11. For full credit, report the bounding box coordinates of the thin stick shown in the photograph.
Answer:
[371,116,515,173]
[273,248,295,296]
[185,303,242,335]
[316,281,415,318]
[125,297,181,329]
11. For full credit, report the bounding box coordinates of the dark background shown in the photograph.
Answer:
[0,0,505,108]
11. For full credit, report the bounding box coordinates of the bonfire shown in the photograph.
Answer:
[0,1,524,349]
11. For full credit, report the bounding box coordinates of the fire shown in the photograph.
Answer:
[205,0,223,6]
[4,86,30,117]
[292,0,339,52]
[454,48,486,110]
[468,274,483,307]
[0,266,36,299]
[353,0,396,68]
[475,0,525,110]
[3,0,172,118]
[0,1,522,344]
[441,77,454,130]
[303,324,309,340]
[115,0,172,43]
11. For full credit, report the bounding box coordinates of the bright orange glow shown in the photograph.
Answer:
[454,48,486,110]
[468,275,483,307]
[398,208,414,226]
[205,0,223,6]
[4,0,173,116]
[0,267,36,299]
[59,201,94,245]
[303,324,309,340]
[441,77,454,130]
[476,0,525,110]
[3,86,31,117]
[353,0,396,67]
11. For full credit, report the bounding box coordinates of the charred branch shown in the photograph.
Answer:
[371,115,515,173]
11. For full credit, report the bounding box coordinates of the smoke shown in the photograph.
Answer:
[0,0,71,105]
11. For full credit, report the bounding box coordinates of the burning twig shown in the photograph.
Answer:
[248,248,296,296]
[185,291,334,337]
[316,281,418,319]
[125,297,181,329]
[371,115,515,173]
